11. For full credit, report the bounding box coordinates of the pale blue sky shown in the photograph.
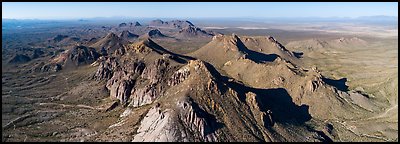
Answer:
[2,2,398,19]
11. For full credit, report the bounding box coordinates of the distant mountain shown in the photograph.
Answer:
[119,30,139,41]
[149,19,195,29]
[131,21,142,26]
[119,23,128,27]
[47,35,81,46]
[147,19,214,38]
[175,25,214,38]
[356,15,398,21]
[285,36,368,52]
[119,21,142,27]
[142,29,167,38]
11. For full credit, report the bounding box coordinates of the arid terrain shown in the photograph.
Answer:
[2,18,398,142]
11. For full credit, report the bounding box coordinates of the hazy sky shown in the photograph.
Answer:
[2,2,398,19]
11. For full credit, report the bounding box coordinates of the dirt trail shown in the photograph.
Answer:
[38,102,104,110]
[368,104,398,120]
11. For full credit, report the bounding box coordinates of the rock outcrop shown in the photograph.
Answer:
[141,58,169,84]
[245,92,274,128]
[129,84,161,107]
[106,71,134,103]
[177,98,219,142]
[132,106,178,142]
[102,60,145,103]
[127,58,171,107]
[308,73,325,92]
[93,57,118,80]
[167,65,190,86]
[132,99,219,142]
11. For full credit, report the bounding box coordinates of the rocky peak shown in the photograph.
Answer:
[131,21,142,26]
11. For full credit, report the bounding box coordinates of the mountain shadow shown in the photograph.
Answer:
[252,88,311,125]
[235,36,278,63]
[322,77,348,92]
[143,38,195,64]
[293,51,303,58]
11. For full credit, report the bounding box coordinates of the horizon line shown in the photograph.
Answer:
[3,15,398,21]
